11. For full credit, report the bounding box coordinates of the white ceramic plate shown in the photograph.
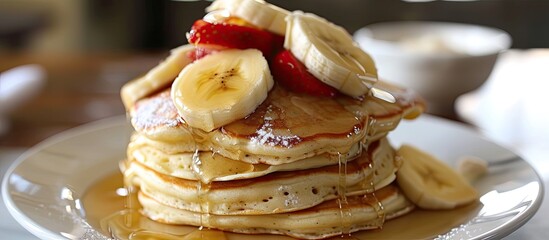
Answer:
[2,115,543,239]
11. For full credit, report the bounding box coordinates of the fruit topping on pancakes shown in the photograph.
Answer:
[206,0,290,36]
[284,11,378,98]
[187,19,276,57]
[271,50,339,97]
[172,49,273,132]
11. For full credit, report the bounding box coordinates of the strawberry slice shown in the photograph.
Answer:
[186,44,226,62]
[271,50,339,97]
[188,19,274,57]
[270,33,285,59]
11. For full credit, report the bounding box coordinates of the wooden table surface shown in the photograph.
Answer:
[0,52,165,147]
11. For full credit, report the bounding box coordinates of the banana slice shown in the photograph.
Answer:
[457,156,488,183]
[206,0,289,36]
[285,11,378,98]
[121,44,195,109]
[171,49,273,132]
[396,145,478,210]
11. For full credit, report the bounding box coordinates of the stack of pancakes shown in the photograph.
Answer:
[121,66,425,239]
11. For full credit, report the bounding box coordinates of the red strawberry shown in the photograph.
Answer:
[271,50,339,97]
[186,44,226,61]
[270,33,285,58]
[187,19,274,57]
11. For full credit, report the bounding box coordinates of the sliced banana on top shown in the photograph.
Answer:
[171,49,273,132]
[396,145,478,210]
[121,44,195,109]
[206,0,289,36]
[285,11,378,98]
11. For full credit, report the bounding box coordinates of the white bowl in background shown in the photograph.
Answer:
[354,21,511,118]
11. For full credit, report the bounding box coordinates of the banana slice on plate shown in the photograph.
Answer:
[285,11,378,98]
[457,156,488,183]
[206,0,289,36]
[171,49,273,132]
[396,145,478,210]
[121,44,195,109]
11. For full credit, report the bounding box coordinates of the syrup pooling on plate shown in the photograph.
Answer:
[94,170,229,240]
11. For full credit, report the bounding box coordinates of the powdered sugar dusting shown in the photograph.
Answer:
[132,91,184,130]
[251,121,301,148]
[250,105,301,148]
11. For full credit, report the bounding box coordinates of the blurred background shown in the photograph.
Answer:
[1,0,549,54]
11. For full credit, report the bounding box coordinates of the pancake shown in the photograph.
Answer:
[129,81,424,165]
[127,131,362,170]
[138,184,414,240]
[125,139,400,215]
[127,135,362,182]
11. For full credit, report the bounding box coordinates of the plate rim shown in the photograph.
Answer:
[392,116,545,239]
[1,115,127,240]
[1,114,544,240]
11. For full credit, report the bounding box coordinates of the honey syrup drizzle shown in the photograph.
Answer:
[361,159,386,228]
[191,149,213,230]
[364,117,386,228]
[185,125,216,231]
[337,151,353,236]
[332,115,387,237]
